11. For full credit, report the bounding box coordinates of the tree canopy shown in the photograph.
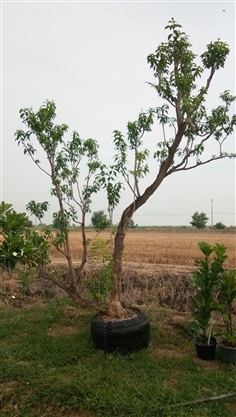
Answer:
[91,210,109,231]
[190,212,209,229]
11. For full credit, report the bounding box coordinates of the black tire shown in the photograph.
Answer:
[91,308,150,353]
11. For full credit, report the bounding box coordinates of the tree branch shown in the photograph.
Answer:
[166,154,234,175]
[39,269,107,312]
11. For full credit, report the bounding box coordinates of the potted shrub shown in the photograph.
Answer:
[14,19,236,352]
[189,242,227,360]
[217,270,236,365]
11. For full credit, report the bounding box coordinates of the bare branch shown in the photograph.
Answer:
[39,269,107,312]
[25,148,51,178]
[53,245,68,258]
[147,82,175,108]
[166,154,234,176]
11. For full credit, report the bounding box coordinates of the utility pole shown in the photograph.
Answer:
[211,199,213,227]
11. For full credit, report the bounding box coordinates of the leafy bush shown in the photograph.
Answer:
[217,269,236,344]
[189,241,227,342]
[0,202,50,271]
[85,237,112,304]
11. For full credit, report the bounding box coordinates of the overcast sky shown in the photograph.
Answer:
[1,0,235,226]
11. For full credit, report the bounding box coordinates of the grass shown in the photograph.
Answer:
[1,297,235,417]
[49,229,236,268]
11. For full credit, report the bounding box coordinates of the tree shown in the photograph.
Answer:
[16,19,236,318]
[214,222,226,229]
[190,212,209,229]
[91,210,109,231]
[25,216,33,228]
[106,18,235,317]
[15,100,104,310]
[52,212,70,229]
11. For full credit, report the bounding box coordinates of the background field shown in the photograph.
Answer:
[2,229,234,311]
[49,229,236,269]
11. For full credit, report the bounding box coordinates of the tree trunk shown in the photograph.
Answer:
[108,212,129,318]
[76,209,88,285]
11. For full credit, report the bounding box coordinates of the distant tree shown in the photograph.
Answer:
[127,218,138,229]
[91,210,109,231]
[25,217,33,228]
[214,221,226,229]
[190,212,209,229]
[52,212,70,229]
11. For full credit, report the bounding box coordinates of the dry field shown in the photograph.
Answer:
[49,229,236,269]
[1,229,235,311]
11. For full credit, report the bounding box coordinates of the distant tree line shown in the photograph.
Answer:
[19,205,229,230]
[91,210,137,230]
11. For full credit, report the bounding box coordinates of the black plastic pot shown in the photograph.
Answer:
[91,308,150,353]
[217,337,236,365]
[194,337,216,361]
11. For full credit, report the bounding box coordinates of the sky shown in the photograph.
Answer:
[1,0,235,227]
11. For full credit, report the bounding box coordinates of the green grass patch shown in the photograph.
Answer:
[0,298,235,417]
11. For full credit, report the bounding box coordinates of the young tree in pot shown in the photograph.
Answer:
[217,269,236,365]
[189,242,227,360]
[15,18,236,351]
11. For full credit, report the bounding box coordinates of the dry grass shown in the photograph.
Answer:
[49,229,236,269]
[1,229,235,312]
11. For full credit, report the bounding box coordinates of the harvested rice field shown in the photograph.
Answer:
[49,229,236,269]
[1,229,235,312]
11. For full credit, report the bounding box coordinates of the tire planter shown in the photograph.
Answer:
[194,337,216,361]
[217,337,236,365]
[91,308,150,353]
